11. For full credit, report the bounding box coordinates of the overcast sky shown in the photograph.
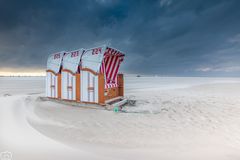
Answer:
[1,0,240,76]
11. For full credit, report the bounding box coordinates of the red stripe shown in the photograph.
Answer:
[108,56,118,83]
[104,48,108,56]
[108,56,117,83]
[105,56,114,76]
[106,56,116,83]
[104,47,124,57]
[105,48,110,56]
[104,48,109,56]
[112,58,121,83]
[113,50,118,56]
[117,51,122,56]
[108,48,112,55]
[111,50,115,56]
[109,48,114,55]
[104,56,110,72]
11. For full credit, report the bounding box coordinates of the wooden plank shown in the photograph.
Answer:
[105,96,123,104]
[57,73,61,99]
[98,73,105,104]
[76,73,80,102]
[118,74,124,96]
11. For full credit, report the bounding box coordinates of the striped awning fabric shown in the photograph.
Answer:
[100,47,124,89]
[104,47,124,57]
[105,83,118,89]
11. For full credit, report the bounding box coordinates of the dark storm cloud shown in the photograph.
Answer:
[1,0,240,76]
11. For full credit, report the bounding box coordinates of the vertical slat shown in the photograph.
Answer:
[87,72,90,102]
[50,73,52,97]
[76,73,80,102]
[94,75,98,103]
[98,73,105,104]
[118,74,124,96]
[46,72,49,97]
[93,76,95,102]
[53,74,55,97]
[58,74,61,99]
[46,73,47,97]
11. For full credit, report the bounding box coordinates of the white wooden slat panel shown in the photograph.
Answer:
[46,72,58,98]
[80,71,88,102]
[80,70,98,103]
[61,72,66,99]
[46,72,50,97]
[61,71,76,100]
[94,76,98,103]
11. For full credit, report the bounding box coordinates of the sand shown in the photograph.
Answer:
[1,76,240,160]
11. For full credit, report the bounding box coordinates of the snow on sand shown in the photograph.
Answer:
[1,76,240,160]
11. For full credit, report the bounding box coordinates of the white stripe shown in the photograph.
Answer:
[54,76,56,98]
[105,56,113,75]
[105,83,118,89]
[110,57,120,82]
[107,56,117,82]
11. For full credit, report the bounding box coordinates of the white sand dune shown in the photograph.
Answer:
[0,96,104,160]
[1,76,240,160]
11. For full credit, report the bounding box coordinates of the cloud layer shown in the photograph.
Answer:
[1,0,240,76]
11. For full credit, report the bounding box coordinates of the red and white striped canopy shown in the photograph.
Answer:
[100,47,125,89]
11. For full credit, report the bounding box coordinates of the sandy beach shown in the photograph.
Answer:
[1,76,240,160]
